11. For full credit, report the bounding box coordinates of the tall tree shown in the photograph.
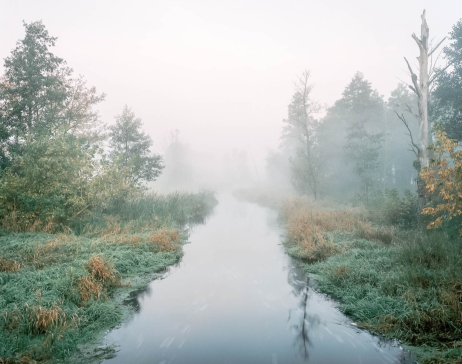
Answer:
[108,106,163,185]
[0,21,66,142]
[345,121,383,203]
[432,18,462,141]
[160,129,193,188]
[385,83,419,191]
[318,72,385,200]
[281,70,322,199]
[0,21,105,170]
[402,10,446,169]
[400,10,446,211]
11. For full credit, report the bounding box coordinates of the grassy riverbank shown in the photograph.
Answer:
[235,189,462,364]
[281,197,462,364]
[0,191,217,364]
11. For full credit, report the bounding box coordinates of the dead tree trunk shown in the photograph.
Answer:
[404,10,430,169]
[401,10,446,212]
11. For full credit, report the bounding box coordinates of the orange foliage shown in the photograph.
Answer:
[421,127,462,235]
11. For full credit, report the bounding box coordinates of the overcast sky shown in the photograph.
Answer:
[1,0,462,166]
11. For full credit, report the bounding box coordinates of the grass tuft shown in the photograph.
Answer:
[149,229,180,252]
[0,259,21,273]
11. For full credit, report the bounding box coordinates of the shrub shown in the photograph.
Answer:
[368,189,419,229]
[0,132,135,232]
[421,126,462,236]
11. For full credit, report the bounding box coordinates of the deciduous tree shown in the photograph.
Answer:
[281,70,322,199]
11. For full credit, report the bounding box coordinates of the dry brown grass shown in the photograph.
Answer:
[78,256,120,304]
[0,258,21,272]
[87,256,116,283]
[78,276,104,303]
[84,216,159,240]
[333,265,351,277]
[0,210,57,234]
[149,229,180,252]
[3,304,70,336]
[32,234,70,256]
[28,305,65,334]
[0,356,36,364]
[281,197,394,260]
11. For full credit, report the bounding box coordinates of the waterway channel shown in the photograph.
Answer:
[103,194,413,364]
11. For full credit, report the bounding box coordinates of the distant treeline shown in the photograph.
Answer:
[269,17,462,208]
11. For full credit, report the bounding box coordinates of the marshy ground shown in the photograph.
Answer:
[235,189,462,364]
[0,191,217,363]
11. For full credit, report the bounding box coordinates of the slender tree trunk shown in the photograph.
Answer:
[403,10,434,211]
[416,11,430,169]
[404,10,430,169]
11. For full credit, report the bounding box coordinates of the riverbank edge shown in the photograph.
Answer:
[0,231,188,364]
[67,251,184,364]
[234,189,462,364]
[283,228,462,364]
[282,234,425,361]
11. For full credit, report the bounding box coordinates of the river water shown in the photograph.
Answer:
[103,194,413,364]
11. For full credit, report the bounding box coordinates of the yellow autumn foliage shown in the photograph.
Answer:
[421,126,462,235]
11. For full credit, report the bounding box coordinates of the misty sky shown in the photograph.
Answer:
[2,0,462,167]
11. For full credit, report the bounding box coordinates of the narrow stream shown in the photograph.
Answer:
[103,194,413,364]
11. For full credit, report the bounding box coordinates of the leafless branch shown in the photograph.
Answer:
[429,37,446,57]
[404,57,421,97]
[429,60,454,85]
[411,33,423,50]
[395,111,420,158]
[405,103,419,120]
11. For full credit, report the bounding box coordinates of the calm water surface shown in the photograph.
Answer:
[103,194,413,364]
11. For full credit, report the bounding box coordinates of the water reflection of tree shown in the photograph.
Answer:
[287,263,320,361]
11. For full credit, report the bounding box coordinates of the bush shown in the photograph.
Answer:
[368,189,419,229]
[421,126,462,236]
[0,132,134,232]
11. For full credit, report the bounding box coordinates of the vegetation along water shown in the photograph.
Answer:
[2,6,462,364]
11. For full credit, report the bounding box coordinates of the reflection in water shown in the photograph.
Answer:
[288,277,319,361]
[103,194,414,364]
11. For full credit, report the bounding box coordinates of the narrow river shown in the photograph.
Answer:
[103,194,413,364]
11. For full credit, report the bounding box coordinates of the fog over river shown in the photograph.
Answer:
[103,194,414,364]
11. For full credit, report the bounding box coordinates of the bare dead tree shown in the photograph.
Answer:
[400,10,446,210]
[402,10,446,169]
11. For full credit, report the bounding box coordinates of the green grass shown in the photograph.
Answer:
[235,187,462,363]
[293,230,462,364]
[0,190,217,363]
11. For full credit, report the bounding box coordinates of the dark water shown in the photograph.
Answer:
[103,194,413,364]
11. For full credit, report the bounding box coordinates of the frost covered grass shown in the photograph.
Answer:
[279,196,462,364]
[280,197,394,260]
[0,190,217,363]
